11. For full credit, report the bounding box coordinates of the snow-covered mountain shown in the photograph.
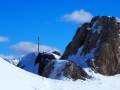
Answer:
[3,58,20,66]
[17,52,61,74]
[1,57,120,90]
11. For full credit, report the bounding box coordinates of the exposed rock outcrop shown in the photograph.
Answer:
[42,60,91,80]
[35,52,56,75]
[35,52,91,80]
[61,16,120,76]
[61,22,90,60]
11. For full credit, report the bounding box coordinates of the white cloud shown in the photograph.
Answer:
[61,9,93,23]
[0,54,15,59]
[0,36,9,42]
[9,42,60,55]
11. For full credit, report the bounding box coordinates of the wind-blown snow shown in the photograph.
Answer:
[1,57,120,90]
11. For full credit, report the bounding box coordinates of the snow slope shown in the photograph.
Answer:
[1,57,120,90]
[18,52,39,74]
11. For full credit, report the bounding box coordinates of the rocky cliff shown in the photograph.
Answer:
[61,16,120,76]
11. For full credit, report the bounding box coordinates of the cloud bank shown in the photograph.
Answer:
[61,9,93,23]
[9,42,60,55]
[0,36,9,42]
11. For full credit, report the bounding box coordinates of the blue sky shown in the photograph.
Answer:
[0,0,120,59]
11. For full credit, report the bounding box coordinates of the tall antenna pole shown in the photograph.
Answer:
[38,37,40,53]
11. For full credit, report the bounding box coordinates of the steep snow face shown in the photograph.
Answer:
[1,57,120,90]
[18,52,39,74]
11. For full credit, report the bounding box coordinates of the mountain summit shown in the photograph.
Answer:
[61,16,120,76]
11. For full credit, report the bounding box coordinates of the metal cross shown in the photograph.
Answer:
[37,37,40,53]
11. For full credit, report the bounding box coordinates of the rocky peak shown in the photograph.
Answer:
[61,23,91,60]
[90,16,100,26]
[61,16,120,76]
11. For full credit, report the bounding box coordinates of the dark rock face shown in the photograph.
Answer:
[42,60,91,80]
[93,16,119,75]
[36,52,91,80]
[35,52,56,75]
[117,22,120,74]
[85,59,97,73]
[63,61,91,80]
[61,16,120,76]
[42,61,55,78]
[61,23,90,60]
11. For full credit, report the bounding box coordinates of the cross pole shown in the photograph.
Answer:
[37,37,40,53]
